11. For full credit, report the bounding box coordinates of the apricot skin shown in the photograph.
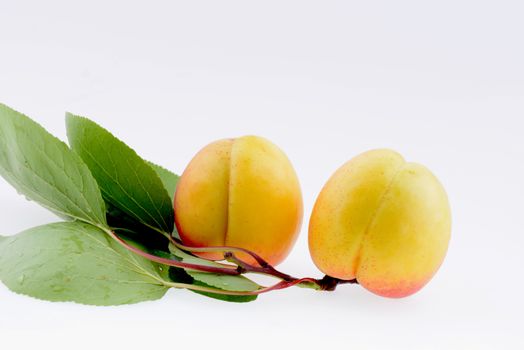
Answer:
[308,149,451,298]
[174,136,303,266]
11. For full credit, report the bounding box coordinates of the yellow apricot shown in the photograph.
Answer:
[174,136,303,266]
[308,149,451,298]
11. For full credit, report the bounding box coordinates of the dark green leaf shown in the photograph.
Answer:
[0,222,169,306]
[66,114,174,233]
[168,267,257,303]
[0,104,107,226]
[107,203,169,251]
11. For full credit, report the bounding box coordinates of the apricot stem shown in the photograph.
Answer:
[316,275,359,291]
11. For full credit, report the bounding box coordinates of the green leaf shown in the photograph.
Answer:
[0,222,169,306]
[152,248,258,302]
[148,162,180,203]
[106,163,180,247]
[66,114,174,234]
[169,244,261,292]
[169,267,257,303]
[192,282,258,303]
[0,104,107,226]
[0,235,6,251]
[146,162,180,237]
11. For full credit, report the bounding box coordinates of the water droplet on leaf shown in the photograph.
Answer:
[52,285,65,292]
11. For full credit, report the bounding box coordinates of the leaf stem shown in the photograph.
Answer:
[223,252,294,281]
[103,228,240,276]
[169,238,270,268]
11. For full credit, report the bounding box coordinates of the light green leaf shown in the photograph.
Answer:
[0,235,6,251]
[106,163,180,245]
[192,282,258,303]
[146,162,180,238]
[168,267,258,303]
[148,162,180,203]
[0,222,169,306]
[66,114,174,234]
[0,104,107,226]
[169,244,261,292]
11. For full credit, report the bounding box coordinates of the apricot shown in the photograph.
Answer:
[309,149,451,298]
[174,136,303,266]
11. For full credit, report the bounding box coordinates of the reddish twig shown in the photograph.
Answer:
[224,252,295,281]
[107,230,240,276]
[170,238,270,268]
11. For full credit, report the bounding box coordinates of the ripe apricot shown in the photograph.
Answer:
[309,149,451,298]
[174,136,303,266]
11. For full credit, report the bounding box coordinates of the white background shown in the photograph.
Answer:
[1,1,523,349]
